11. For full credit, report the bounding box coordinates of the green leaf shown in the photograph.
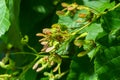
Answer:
[56,41,69,55]
[58,16,74,28]
[24,69,37,80]
[19,69,37,80]
[101,7,120,32]
[87,48,96,60]
[96,24,120,46]
[85,23,103,40]
[108,28,120,45]
[58,10,91,29]
[67,56,96,80]
[94,46,120,80]
[95,31,109,46]
[58,15,84,29]
[0,0,10,37]
[83,0,115,13]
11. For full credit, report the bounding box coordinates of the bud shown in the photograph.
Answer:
[61,3,69,7]
[79,32,88,38]
[36,67,43,72]
[7,43,13,50]
[43,28,52,35]
[32,62,39,70]
[36,33,45,37]
[79,13,87,18]
[53,64,60,72]
[45,46,55,52]
[67,6,75,11]
[77,51,87,57]
[74,40,84,47]
[41,41,48,45]
[56,11,65,15]
[21,35,29,44]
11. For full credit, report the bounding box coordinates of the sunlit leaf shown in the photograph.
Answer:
[0,0,10,37]
[58,8,93,30]
[87,48,96,60]
[85,23,103,40]
[56,41,69,55]
[83,0,115,13]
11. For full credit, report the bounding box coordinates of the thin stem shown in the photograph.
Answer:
[101,3,120,15]
[57,70,69,79]
[109,3,120,11]
[72,22,92,35]
[58,66,61,74]
[11,52,37,56]
[26,43,38,54]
